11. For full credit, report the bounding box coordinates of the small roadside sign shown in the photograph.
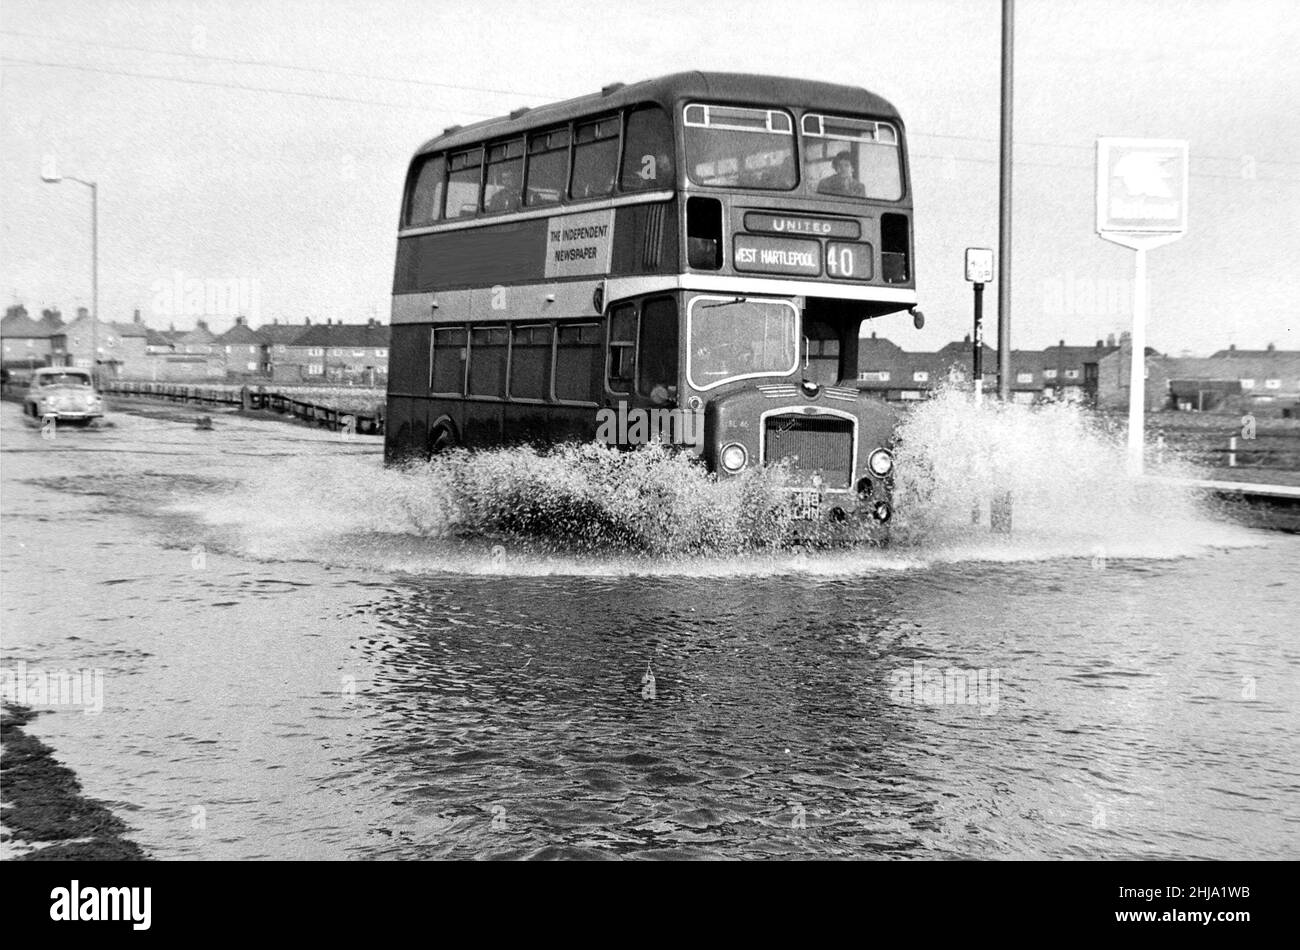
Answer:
[965,247,994,283]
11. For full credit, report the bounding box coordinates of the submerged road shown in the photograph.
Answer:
[1,402,1297,859]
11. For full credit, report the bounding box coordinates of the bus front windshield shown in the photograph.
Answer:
[683,105,796,190]
[689,297,799,389]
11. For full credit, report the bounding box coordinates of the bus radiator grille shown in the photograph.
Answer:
[764,415,854,489]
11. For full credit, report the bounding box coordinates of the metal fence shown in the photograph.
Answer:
[101,381,385,435]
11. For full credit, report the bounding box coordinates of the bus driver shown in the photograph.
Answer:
[817,150,866,198]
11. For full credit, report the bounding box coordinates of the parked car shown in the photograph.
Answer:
[23,368,105,424]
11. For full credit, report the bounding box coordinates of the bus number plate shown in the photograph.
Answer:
[825,242,874,281]
[789,488,822,520]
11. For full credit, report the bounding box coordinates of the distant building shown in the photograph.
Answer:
[1099,340,1300,412]
[214,316,269,377]
[278,319,389,384]
[1,305,67,374]
[857,333,1116,405]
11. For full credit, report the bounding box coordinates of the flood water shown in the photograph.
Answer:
[1,399,1296,860]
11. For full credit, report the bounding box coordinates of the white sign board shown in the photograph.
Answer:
[1096,138,1189,249]
[964,247,994,283]
[544,210,614,279]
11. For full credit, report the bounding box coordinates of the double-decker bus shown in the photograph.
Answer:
[386,72,920,527]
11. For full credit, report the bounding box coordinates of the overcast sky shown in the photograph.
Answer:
[2,0,1296,354]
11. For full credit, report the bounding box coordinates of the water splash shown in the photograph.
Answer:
[889,386,1242,559]
[183,390,1259,574]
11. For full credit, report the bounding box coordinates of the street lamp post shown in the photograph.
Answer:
[41,168,98,384]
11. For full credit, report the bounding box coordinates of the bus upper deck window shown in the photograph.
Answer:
[484,140,524,214]
[683,104,795,190]
[571,118,620,200]
[801,114,902,201]
[620,106,673,191]
[404,155,446,227]
[526,128,569,206]
[445,148,484,219]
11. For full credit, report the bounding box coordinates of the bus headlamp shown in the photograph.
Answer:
[719,443,747,473]
[868,448,894,477]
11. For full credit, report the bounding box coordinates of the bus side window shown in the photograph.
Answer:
[445,148,483,219]
[526,128,569,206]
[571,118,619,200]
[606,304,636,393]
[431,326,467,394]
[637,297,678,399]
[484,140,524,214]
[468,326,507,397]
[509,324,552,399]
[555,323,602,403]
[620,106,673,191]
[404,155,445,227]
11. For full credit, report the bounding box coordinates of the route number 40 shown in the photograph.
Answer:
[825,243,865,279]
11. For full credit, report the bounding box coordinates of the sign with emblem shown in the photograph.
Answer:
[1096,138,1188,248]
[1094,137,1189,476]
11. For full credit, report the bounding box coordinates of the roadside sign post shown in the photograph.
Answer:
[965,248,994,401]
[1096,137,1189,475]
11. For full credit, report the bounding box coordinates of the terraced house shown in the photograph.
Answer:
[856,333,1118,405]
[275,319,389,384]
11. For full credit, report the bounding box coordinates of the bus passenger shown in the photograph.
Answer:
[817,151,866,198]
[486,166,522,212]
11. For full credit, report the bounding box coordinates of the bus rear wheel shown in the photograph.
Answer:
[427,423,458,457]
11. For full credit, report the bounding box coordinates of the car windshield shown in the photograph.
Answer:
[683,105,796,190]
[37,373,92,387]
[688,297,799,389]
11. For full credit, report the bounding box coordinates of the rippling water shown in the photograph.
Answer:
[1,402,1295,859]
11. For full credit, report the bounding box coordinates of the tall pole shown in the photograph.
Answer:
[90,181,99,386]
[997,0,1014,401]
[1126,247,1147,474]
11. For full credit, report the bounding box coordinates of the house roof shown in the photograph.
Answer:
[257,323,311,345]
[288,322,390,348]
[214,322,267,345]
[109,321,151,339]
[0,313,48,338]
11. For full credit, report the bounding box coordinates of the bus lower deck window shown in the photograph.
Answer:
[555,323,602,403]
[509,324,552,400]
[638,297,678,398]
[468,326,507,397]
[431,326,467,394]
[607,304,636,392]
